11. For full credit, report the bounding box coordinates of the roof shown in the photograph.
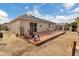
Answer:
[1,23,9,26]
[10,14,55,24]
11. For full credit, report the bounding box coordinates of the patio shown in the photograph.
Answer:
[23,30,65,46]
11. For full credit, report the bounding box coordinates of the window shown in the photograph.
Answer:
[40,25,42,27]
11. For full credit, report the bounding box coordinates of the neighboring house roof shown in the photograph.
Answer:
[1,23,9,26]
[0,23,9,30]
[58,23,67,26]
[9,14,55,24]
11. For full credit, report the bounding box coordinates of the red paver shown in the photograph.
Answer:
[24,31,65,46]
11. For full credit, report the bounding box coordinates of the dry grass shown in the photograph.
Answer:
[0,31,34,56]
[0,31,79,56]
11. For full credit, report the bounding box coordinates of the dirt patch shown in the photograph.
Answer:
[0,31,34,56]
[0,31,79,56]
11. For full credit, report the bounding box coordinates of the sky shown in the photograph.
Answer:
[0,3,79,24]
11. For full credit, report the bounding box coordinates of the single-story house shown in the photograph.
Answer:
[1,23,9,30]
[9,14,57,36]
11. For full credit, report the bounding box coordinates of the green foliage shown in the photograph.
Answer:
[64,24,71,30]
[64,22,77,30]
[75,17,79,26]
[0,25,1,31]
[71,22,77,26]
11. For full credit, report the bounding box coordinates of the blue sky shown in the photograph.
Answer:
[0,3,79,24]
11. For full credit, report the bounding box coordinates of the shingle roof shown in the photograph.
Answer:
[10,14,55,24]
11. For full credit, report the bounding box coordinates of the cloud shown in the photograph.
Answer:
[54,16,68,23]
[26,5,41,17]
[63,3,75,9]
[26,4,77,24]
[54,14,76,23]
[73,7,79,13]
[26,8,41,17]
[0,10,8,17]
[26,5,54,21]
[70,7,79,20]
[0,10,9,24]
[26,4,46,17]
[60,9,64,12]
[24,6,29,10]
[40,15,54,21]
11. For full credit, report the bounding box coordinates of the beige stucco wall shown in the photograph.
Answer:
[53,24,56,30]
[37,22,49,32]
[20,19,50,34]
[20,19,29,35]
[10,19,55,35]
[20,19,55,33]
[49,23,55,31]
[9,20,20,35]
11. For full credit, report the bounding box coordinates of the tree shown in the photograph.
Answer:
[75,17,79,26]
[0,25,1,31]
[64,23,71,30]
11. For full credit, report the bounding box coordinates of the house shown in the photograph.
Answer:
[55,23,66,30]
[1,23,9,30]
[9,14,56,36]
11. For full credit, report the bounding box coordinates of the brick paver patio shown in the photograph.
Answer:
[24,30,65,46]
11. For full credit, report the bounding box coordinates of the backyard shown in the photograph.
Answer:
[0,31,79,56]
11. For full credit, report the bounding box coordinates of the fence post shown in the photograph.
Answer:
[72,41,76,56]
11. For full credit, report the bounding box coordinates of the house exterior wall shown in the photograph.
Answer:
[49,23,55,31]
[37,23,55,32]
[20,19,55,34]
[20,19,29,35]
[9,20,20,35]
[53,24,56,30]
[20,19,49,34]
[10,19,55,35]
[37,22,49,32]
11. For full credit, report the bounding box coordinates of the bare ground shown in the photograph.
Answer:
[0,31,79,56]
[22,31,79,56]
[0,31,34,56]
